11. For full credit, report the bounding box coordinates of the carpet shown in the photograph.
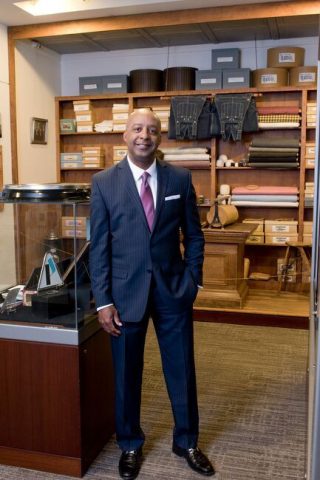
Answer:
[0,322,308,479]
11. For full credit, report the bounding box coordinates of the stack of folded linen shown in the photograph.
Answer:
[159,147,210,168]
[247,137,300,169]
[257,105,301,129]
[231,185,299,207]
[94,120,113,133]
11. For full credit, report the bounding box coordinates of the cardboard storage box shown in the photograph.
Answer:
[246,234,264,244]
[73,100,92,112]
[303,221,313,234]
[212,48,240,69]
[83,155,105,166]
[265,220,298,234]
[61,227,87,239]
[60,153,82,162]
[303,234,312,243]
[289,66,317,87]
[113,146,128,162]
[62,216,88,228]
[113,124,126,132]
[267,46,304,68]
[82,146,104,156]
[253,68,288,88]
[265,234,298,245]
[75,112,93,122]
[60,119,76,133]
[305,143,316,158]
[79,76,103,95]
[195,70,222,90]
[242,218,264,234]
[76,121,93,133]
[223,68,250,88]
[102,75,128,93]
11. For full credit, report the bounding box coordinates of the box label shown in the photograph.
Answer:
[217,56,233,63]
[107,82,122,88]
[84,83,98,90]
[261,74,277,84]
[227,76,245,83]
[201,78,217,84]
[298,72,316,83]
[279,52,295,63]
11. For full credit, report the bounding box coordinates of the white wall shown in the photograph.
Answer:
[0,24,12,184]
[0,23,15,287]
[15,40,61,183]
[61,36,318,96]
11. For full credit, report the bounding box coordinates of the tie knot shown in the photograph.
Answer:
[142,171,150,184]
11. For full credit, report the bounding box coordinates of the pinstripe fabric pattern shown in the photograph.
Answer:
[89,157,204,323]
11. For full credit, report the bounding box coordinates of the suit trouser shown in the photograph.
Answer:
[110,283,199,452]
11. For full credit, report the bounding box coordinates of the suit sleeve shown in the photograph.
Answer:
[181,171,205,286]
[89,175,114,308]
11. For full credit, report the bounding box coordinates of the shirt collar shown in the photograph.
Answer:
[127,155,157,182]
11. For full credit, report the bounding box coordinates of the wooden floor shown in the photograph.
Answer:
[194,288,310,329]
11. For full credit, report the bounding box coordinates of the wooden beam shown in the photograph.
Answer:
[8,0,320,40]
[8,34,18,184]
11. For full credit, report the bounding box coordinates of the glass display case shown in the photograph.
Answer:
[0,183,95,343]
[0,184,115,478]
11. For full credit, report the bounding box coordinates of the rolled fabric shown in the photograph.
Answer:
[250,138,300,148]
[232,185,298,195]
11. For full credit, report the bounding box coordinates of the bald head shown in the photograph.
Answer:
[125,108,161,131]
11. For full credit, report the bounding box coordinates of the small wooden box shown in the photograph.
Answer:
[265,220,298,234]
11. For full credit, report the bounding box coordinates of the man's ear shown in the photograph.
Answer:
[123,131,127,143]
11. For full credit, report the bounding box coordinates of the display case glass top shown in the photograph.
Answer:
[0,190,93,338]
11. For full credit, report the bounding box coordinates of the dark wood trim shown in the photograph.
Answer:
[0,446,82,477]
[7,1,320,39]
[194,309,309,329]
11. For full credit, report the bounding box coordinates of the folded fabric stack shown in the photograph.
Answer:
[304,182,314,208]
[159,147,210,168]
[257,105,301,129]
[94,120,113,133]
[231,185,299,207]
[247,137,300,169]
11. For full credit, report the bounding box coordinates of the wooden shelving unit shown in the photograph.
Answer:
[55,85,315,296]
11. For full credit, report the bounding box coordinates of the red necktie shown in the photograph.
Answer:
[140,171,155,230]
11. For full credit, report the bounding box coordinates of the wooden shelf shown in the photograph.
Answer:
[56,84,315,297]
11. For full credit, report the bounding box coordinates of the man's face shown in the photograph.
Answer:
[123,110,161,169]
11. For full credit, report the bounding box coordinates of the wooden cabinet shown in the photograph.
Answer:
[56,85,316,292]
[0,327,115,477]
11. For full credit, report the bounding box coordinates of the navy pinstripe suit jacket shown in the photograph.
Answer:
[89,157,204,323]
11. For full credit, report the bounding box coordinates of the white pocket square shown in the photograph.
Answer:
[165,194,180,201]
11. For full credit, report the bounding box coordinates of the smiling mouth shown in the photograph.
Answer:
[136,143,151,149]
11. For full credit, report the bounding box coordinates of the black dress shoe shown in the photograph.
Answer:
[118,447,142,480]
[172,444,215,476]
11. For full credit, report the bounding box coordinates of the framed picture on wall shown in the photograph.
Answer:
[31,117,48,145]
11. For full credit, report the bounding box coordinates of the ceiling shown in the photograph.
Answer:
[4,0,320,55]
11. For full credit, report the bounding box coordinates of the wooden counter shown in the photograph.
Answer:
[195,223,256,309]
[0,326,115,477]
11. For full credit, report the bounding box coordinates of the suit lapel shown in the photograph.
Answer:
[152,159,169,234]
[118,158,150,232]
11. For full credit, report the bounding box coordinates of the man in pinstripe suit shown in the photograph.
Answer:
[90,108,214,479]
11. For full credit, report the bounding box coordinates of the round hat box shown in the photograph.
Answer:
[253,68,288,88]
[267,46,304,68]
[163,67,197,91]
[129,69,163,92]
[289,66,317,87]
